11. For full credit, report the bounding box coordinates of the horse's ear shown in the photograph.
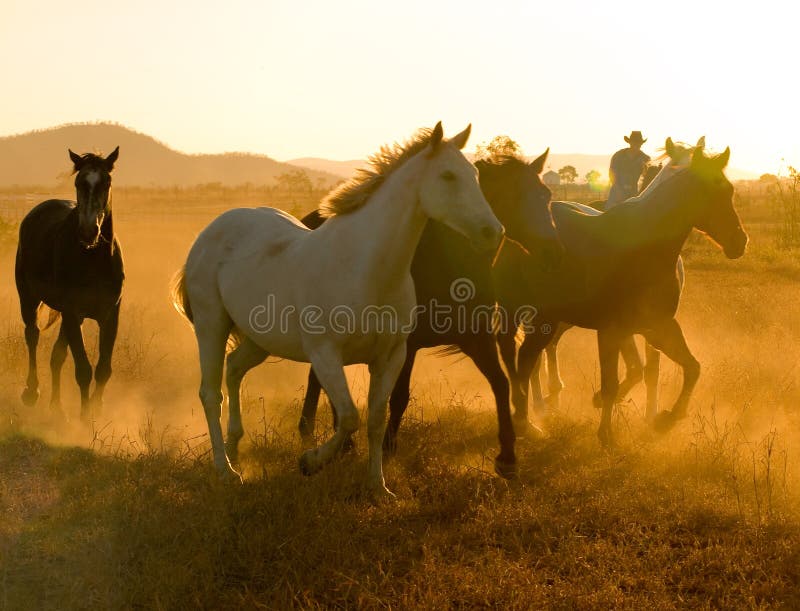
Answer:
[448,124,471,150]
[69,149,83,170]
[665,137,676,159]
[696,136,706,151]
[691,144,705,167]
[529,148,549,174]
[430,122,444,150]
[715,147,730,170]
[105,146,119,170]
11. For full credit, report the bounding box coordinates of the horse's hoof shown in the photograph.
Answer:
[513,418,545,439]
[494,456,518,479]
[298,449,321,477]
[653,410,680,433]
[21,387,39,406]
[367,484,397,502]
[597,428,614,448]
[49,402,67,422]
[216,463,243,484]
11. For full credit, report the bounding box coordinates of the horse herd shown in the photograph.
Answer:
[15,123,748,498]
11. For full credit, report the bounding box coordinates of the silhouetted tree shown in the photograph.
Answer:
[585,169,601,186]
[277,170,312,194]
[558,165,578,184]
[475,135,522,161]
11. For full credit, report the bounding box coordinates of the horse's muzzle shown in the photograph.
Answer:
[472,223,505,253]
[723,230,748,259]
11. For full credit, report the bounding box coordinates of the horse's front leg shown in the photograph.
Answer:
[365,341,407,499]
[597,328,623,447]
[299,346,359,476]
[643,318,699,433]
[48,323,68,415]
[90,304,120,417]
[462,334,516,479]
[62,313,93,422]
[19,296,41,406]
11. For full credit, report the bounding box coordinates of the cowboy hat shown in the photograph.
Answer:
[624,131,647,145]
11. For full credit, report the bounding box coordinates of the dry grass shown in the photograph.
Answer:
[1,184,799,608]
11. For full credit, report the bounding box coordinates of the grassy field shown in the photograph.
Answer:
[1,181,800,608]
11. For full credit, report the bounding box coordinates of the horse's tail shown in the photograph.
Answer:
[170,266,193,324]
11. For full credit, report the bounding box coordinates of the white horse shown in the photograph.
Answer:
[173,123,503,497]
[529,137,704,416]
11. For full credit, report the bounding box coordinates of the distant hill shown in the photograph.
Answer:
[0,123,341,188]
[287,157,365,180]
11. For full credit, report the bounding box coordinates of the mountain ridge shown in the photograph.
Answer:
[0,123,341,188]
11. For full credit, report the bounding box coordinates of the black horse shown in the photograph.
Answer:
[16,148,124,421]
[297,152,561,477]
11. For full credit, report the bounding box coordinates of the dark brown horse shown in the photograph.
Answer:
[494,141,747,445]
[298,152,560,477]
[16,148,124,421]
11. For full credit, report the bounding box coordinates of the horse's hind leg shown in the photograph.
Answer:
[596,328,623,447]
[61,313,93,422]
[617,335,644,400]
[383,347,418,455]
[515,333,550,429]
[530,356,546,413]
[48,322,68,414]
[544,324,568,409]
[299,346,359,476]
[644,319,699,433]
[299,367,323,440]
[90,304,120,417]
[19,295,41,406]
[225,337,268,464]
[644,342,661,421]
[196,317,240,480]
[592,334,642,408]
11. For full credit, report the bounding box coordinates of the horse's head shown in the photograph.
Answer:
[629,137,705,203]
[418,123,504,253]
[475,149,562,270]
[686,145,748,259]
[69,146,118,248]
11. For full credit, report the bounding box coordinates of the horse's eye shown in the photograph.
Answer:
[441,171,456,181]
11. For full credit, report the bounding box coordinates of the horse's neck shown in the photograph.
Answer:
[607,174,699,257]
[325,157,427,291]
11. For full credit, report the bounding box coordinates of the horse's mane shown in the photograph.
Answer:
[319,127,435,218]
[651,140,699,165]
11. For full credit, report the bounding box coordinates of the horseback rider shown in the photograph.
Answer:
[606,131,650,209]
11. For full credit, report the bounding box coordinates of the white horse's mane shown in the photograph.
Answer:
[319,127,435,218]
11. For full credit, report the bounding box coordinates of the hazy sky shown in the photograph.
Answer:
[2,1,796,174]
